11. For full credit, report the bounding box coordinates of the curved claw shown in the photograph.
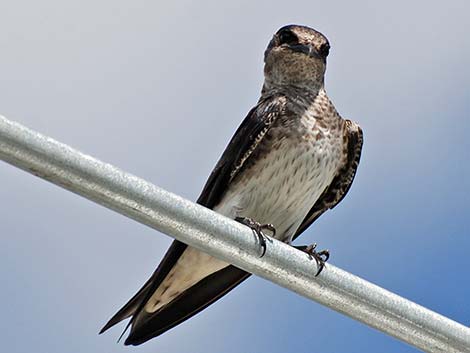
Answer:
[313,255,325,276]
[235,217,276,257]
[317,249,330,262]
[296,244,330,276]
[257,231,267,257]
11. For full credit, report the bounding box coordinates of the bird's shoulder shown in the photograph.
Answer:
[344,119,363,141]
[342,119,363,177]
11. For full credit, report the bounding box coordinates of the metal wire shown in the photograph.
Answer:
[1,115,469,353]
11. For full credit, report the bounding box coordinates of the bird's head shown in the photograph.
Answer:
[263,25,330,92]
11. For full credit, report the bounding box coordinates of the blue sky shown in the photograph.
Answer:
[1,1,469,352]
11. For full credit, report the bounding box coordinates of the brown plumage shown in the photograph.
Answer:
[100,24,363,345]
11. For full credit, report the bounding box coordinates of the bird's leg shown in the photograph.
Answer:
[295,243,330,276]
[235,217,275,257]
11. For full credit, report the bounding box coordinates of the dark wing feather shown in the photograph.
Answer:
[124,265,250,345]
[100,95,285,341]
[293,119,363,239]
[197,95,285,208]
[99,240,187,334]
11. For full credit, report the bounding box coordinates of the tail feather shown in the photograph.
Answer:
[100,241,251,345]
[99,240,187,334]
[124,265,250,345]
[99,281,150,334]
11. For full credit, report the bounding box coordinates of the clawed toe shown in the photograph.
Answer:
[295,244,330,276]
[235,217,276,257]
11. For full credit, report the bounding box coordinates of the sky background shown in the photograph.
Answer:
[1,1,469,352]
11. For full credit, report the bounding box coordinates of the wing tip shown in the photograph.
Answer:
[99,312,128,335]
[99,320,115,335]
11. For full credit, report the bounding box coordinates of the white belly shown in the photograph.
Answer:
[217,136,342,242]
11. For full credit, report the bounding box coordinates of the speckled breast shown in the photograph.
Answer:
[216,109,344,243]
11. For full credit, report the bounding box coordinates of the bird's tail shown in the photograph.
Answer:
[99,240,250,345]
[123,265,250,345]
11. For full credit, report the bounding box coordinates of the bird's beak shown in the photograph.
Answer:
[286,43,320,59]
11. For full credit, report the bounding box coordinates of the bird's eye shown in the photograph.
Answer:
[319,42,330,57]
[278,30,298,45]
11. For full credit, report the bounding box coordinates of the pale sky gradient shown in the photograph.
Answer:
[1,1,469,352]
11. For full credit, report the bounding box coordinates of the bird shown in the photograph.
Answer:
[99,24,363,346]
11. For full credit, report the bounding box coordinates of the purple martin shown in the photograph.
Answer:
[100,24,363,345]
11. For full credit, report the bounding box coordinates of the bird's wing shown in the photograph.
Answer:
[100,95,286,344]
[197,94,286,208]
[293,119,363,240]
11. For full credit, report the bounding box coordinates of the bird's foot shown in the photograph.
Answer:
[295,243,329,276]
[235,217,275,257]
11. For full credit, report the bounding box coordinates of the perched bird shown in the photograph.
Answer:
[100,24,363,345]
